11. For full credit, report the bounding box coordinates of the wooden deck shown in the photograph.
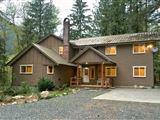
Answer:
[72,84,100,87]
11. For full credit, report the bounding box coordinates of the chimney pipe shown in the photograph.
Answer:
[63,18,70,45]
[62,18,70,61]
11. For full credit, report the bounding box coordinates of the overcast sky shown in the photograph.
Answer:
[0,0,97,35]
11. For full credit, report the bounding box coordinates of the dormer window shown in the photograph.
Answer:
[133,44,146,54]
[58,46,64,55]
[105,46,116,55]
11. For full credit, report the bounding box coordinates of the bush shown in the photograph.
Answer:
[38,77,55,92]
[56,84,68,90]
[18,82,31,94]
[3,82,31,96]
[3,87,17,96]
[0,95,5,102]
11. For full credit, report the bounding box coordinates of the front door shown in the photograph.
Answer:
[83,67,89,83]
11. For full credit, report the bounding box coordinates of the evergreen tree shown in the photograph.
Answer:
[94,0,128,36]
[94,0,160,35]
[69,0,93,40]
[0,29,8,85]
[21,0,60,47]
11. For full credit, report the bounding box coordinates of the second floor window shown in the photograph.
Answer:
[133,44,146,54]
[58,46,64,55]
[105,46,116,55]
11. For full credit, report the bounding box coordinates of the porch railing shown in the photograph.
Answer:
[70,76,113,88]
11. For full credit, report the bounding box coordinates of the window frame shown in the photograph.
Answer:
[20,64,33,74]
[105,46,117,55]
[105,66,117,77]
[58,46,64,55]
[47,65,54,75]
[133,66,146,78]
[133,44,146,54]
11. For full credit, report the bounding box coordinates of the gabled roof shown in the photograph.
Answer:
[70,32,160,46]
[36,34,63,44]
[7,43,76,67]
[33,44,76,66]
[7,34,66,66]
[70,46,116,64]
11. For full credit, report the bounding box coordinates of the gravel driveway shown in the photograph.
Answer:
[0,88,160,120]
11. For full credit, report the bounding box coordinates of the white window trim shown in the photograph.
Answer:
[133,44,146,54]
[20,64,33,74]
[47,66,54,75]
[105,46,117,55]
[105,66,117,77]
[133,66,146,78]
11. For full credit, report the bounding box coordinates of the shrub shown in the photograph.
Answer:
[3,87,17,96]
[18,82,31,94]
[57,84,68,90]
[38,77,55,92]
[0,95,5,102]
[3,82,31,96]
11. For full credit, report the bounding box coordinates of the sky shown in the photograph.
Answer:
[52,0,96,35]
[0,0,97,35]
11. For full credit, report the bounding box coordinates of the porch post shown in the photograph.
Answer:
[101,63,104,87]
[76,64,79,85]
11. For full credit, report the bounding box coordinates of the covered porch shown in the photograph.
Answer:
[70,46,116,88]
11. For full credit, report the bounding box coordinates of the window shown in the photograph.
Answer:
[133,44,146,54]
[20,64,33,74]
[59,46,64,55]
[105,66,117,77]
[105,46,116,55]
[89,66,95,80]
[47,66,54,74]
[133,66,146,77]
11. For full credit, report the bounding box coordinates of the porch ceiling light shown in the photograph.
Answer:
[147,44,153,49]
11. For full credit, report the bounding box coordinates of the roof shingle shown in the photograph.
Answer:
[33,44,76,66]
[70,32,160,46]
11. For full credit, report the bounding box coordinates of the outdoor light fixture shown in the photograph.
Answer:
[78,65,82,68]
[147,44,153,49]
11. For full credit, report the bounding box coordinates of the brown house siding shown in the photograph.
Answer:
[97,43,154,87]
[12,47,75,86]
[38,36,63,52]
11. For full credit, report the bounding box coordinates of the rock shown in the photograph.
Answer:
[0,103,5,106]
[139,86,145,89]
[63,92,67,95]
[12,102,17,105]
[40,91,49,99]
[16,99,26,104]
[134,85,138,89]
[72,89,77,94]
[12,95,25,100]
[5,96,13,103]
[26,94,39,103]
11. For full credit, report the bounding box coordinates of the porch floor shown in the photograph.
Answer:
[71,84,105,88]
